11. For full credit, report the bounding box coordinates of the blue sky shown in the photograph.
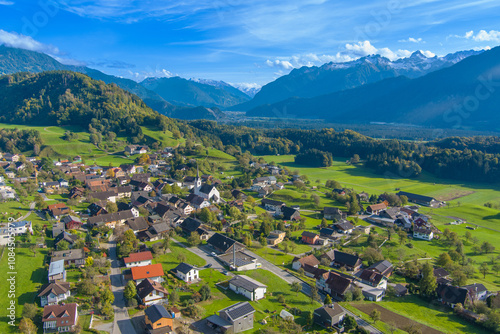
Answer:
[0,0,499,88]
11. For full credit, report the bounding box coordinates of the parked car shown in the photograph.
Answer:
[205,263,212,268]
[222,270,229,275]
[211,252,217,257]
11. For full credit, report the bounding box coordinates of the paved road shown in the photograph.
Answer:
[16,202,35,221]
[102,239,137,334]
[344,308,383,334]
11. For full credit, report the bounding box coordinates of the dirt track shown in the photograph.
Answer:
[352,303,443,334]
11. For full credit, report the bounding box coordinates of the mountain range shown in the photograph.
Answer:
[247,46,500,130]
[233,49,483,111]
[0,45,245,119]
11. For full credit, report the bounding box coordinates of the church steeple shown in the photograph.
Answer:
[194,163,202,190]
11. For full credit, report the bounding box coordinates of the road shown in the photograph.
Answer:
[102,239,138,334]
[344,308,383,334]
[16,202,35,221]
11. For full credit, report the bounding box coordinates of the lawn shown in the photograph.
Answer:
[151,242,206,272]
[368,295,490,334]
[0,244,49,333]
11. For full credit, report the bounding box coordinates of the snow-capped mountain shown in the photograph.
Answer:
[233,49,485,111]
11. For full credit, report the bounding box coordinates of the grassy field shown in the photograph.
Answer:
[353,295,491,334]
[151,241,206,272]
[0,244,49,333]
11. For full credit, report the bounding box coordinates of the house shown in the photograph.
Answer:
[463,283,488,302]
[319,228,336,239]
[322,250,362,271]
[131,263,165,283]
[54,232,78,249]
[207,233,244,254]
[48,203,70,218]
[282,206,301,221]
[126,216,150,234]
[433,268,452,285]
[261,198,285,214]
[436,284,470,307]
[58,179,69,188]
[397,191,442,207]
[172,263,199,283]
[366,202,388,215]
[362,287,386,302]
[51,249,86,267]
[413,228,434,241]
[38,282,71,306]
[218,251,261,271]
[141,222,170,242]
[368,260,393,277]
[301,231,319,245]
[7,220,33,235]
[136,278,169,306]
[87,202,108,216]
[61,215,83,230]
[323,207,345,221]
[42,303,78,334]
[333,220,354,234]
[87,210,135,228]
[185,193,211,209]
[292,254,320,271]
[313,304,346,329]
[231,189,247,200]
[52,223,65,238]
[179,217,209,240]
[206,302,255,334]
[394,284,408,297]
[68,187,84,199]
[229,275,267,301]
[359,269,388,289]
[317,271,356,300]
[266,230,286,246]
[124,251,153,268]
[144,304,173,334]
[48,260,66,283]
[125,145,149,155]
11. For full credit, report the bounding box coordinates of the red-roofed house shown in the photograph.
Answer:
[124,251,153,268]
[131,263,165,283]
[42,303,78,333]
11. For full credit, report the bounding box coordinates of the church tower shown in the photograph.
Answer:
[194,164,202,193]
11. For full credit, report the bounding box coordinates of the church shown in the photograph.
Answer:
[193,168,220,203]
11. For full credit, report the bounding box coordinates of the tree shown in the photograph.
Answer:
[419,262,437,298]
[397,230,407,245]
[291,282,302,293]
[343,315,357,332]
[22,303,38,320]
[277,294,286,303]
[101,302,114,319]
[480,241,495,254]
[106,201,118,213]
[480,262,489,278]
[199,284,211,301]
[436,252,453,268]
[353,287,364,301]
[321,218,328,228]
[19,318,37,334]
[170,289,179,304]
[187,232,201,247]
[369,309,381,323]
[324,294,332,305]
[124,280,137,303]
[57,240,69,250]
[311,194,321,207]
[362,247,384,266]
[309,285,319,304]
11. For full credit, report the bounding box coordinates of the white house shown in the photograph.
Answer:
[8,220,33,236]
[136,278,169,306]
[38,282,71,306]
[229,275,267,301]
[413,228,434,241]
[172,263,199,283]
[193,170,220,203]
[123,251,153,268]
[48,260,66,283]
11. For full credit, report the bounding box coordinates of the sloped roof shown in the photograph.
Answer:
[38,282,71,297]
[294,254,320,267]
[136,278,169,300]
[219,302,255,321]
[333,250,361,267]
[368,260,393,274]
[145,304,172,324]
[42,303,78,327]
[207,233,239,253]
[229,275,267,292]
[359,269,385,285]
[173,262,197,275]
[437,284,469,305]
[124,251,153,264]
[131,263,164,281]
[126,216,149,231]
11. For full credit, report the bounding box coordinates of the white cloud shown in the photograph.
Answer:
[52,56,86,66]
[266,59,294,70]
[0,30,60,55]
[345,41,378,56]
[399,37,424,43]
[230,82,261,90]
[420,50,436,57]
[0,1,14,5]
[465,31,474,39]
[127,68,177,81]
[473,30,500,42]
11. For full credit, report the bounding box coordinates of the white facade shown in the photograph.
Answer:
[413,230,434,240]
[142,290,168,306]
[125,259,152,268]
[175,268,199,282]
[40,290,71,307]
[229,283,266,301]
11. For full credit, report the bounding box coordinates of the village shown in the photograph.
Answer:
[0,144,497,334]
